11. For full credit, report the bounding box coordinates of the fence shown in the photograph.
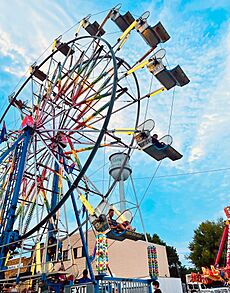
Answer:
[64,276,153,293]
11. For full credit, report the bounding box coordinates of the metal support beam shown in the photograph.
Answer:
[46,155,60,262]
[0,128,32,272]
[70,191,95,282]
[63,158,95,282]
[119,180,126,212]
[0,133,25,165]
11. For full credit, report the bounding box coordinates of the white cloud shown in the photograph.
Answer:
[184,0,230,12]
[186,23,230,165]
[3,66,26,77]
[188,147,204,162]
[0,31,27,62]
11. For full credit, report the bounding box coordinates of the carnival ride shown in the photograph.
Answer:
[190,207,230,285]
[0,4,189,292]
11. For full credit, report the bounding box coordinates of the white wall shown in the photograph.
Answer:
[108,238,170,278]
[158,277,183,293]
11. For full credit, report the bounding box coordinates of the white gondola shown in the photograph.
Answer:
[110,5,135,32]
[89,201,145,241]
[135,120,183,161]
[83,19,105,36]
[136,11,170,49]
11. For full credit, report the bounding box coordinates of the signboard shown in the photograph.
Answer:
[65,284,93,293]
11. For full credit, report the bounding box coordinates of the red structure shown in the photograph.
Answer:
[21,115,34,130]
[215,207,230,268]
[190,207,230,284]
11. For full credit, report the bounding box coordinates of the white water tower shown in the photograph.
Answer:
[109,153,132,212]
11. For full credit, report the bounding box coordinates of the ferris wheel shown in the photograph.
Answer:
[0,4,189,284]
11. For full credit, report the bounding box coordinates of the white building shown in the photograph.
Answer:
[59,230,170,279]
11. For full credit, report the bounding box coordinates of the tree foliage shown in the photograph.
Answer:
[187,218,225,270]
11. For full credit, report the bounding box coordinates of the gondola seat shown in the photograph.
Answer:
[111,11,135,32]
[148,63,190,90]
[92,214,110,233]
[136,136,182,161]
[56,42,75,56]
[30,65,47,81]
[84,21,105,36]
[106,229,145,242]
[137,21,170,49]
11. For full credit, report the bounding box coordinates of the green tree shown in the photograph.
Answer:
[147,233,165,245]
[187,218,225,270]
[166,245,182,277]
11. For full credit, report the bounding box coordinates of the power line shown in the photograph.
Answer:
[167,87,175,136]
[134,166,230,180]
[90,166,230,182]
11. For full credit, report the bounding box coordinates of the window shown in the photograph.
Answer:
[201,284,206,289]
[63,250,69,261]
[72,247,83,259]
[73,248,78,259]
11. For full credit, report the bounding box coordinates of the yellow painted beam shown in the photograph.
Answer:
[79,194,95,216]
[118,20,138,42]
[35,242,41,273]
[114,128,136,135]
[149,87,166,97]
[127,60,149,75]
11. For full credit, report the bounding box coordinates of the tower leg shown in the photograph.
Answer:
[70,192,95,282]
[62,157,95,282]
[119,180,126,212]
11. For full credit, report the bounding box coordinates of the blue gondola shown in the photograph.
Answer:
[106,230,145,242]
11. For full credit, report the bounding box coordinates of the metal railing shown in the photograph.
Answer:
[64,276,153,293]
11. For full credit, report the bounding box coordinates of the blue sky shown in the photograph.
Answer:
[0,0,230,267]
